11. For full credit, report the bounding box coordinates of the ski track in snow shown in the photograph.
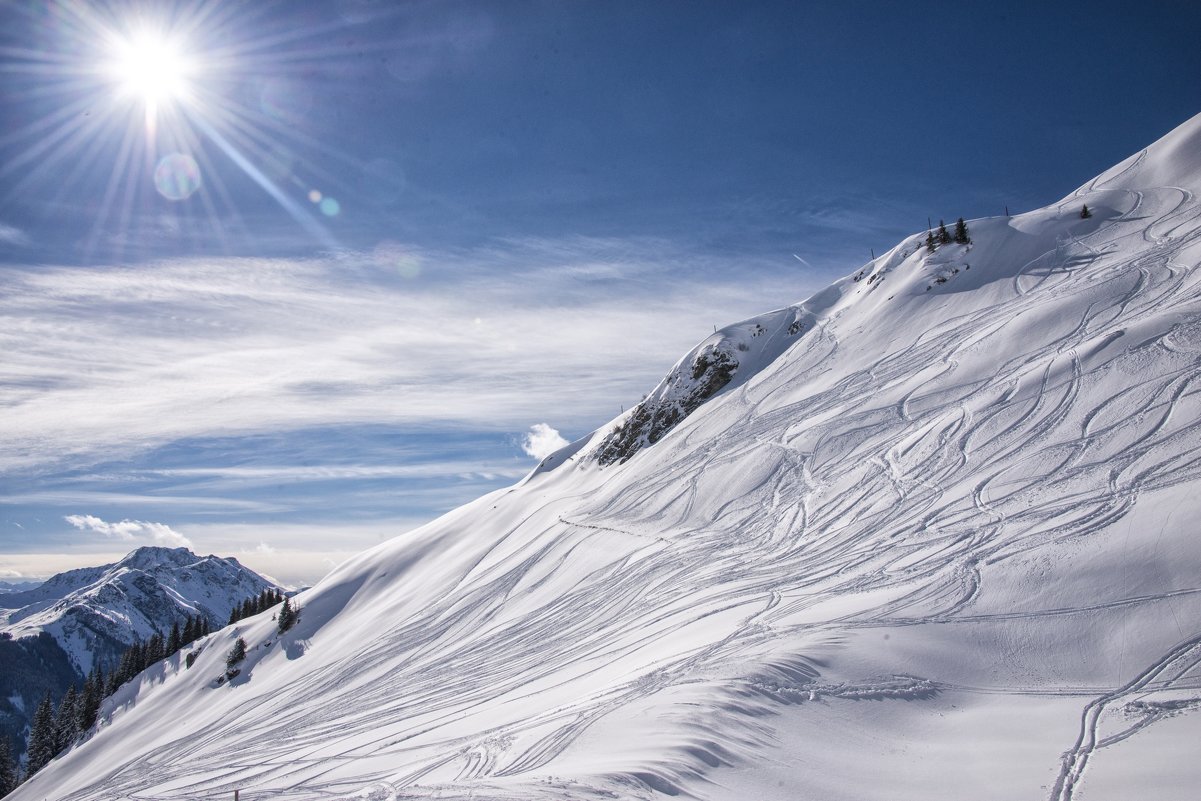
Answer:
[20,120,1201,801]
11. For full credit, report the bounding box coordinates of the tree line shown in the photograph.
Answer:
[2,589,285,796]
[227,588,286,626]
[925,217,971,252]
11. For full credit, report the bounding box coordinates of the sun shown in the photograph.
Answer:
[107,30,193,106]
[1,2,348,257]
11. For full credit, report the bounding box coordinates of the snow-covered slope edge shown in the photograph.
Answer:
[17,113,1201,801]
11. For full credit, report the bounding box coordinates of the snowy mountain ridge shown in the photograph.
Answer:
[0,546,279,676]
[15,113,1201,801]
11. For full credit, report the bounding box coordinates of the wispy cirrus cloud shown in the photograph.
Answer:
[1,236,841,582]
[0,237,835,476]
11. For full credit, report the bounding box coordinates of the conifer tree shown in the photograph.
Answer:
[925,230,936,253]
[167,621,181,654]
[1081,204,1092,218]
[148,632,165,663]
[79,669,101,732]
[134,640,147,673]
[953,217,970,244]
[0,738,17,797]
[937,219,951,245]
[182,616,196,645]
[25,693,57,776]
[226,637,247,668]
[54,686,79,752]
[277,596,296,633]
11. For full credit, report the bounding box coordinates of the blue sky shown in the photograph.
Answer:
[2,0,1200,584]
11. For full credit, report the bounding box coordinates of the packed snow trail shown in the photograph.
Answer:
[15,114,1201,801]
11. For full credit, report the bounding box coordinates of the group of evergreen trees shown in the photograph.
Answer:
[21,661,108,782]
[26,689,75,777]
[0,739,17,798]
[106,614,212,696]
[227,588,286,626]
[926,218,971,252]
[6,591,282,796]
[223,596,298,682]
[18,612,213,787]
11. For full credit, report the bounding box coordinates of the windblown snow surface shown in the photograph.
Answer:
[18,114,1201,801]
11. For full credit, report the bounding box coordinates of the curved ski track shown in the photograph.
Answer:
[33,148,1201,801]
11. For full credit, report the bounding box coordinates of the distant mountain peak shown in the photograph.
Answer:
[1,545,279,675]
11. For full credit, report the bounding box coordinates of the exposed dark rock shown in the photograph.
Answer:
[596,345,738,466]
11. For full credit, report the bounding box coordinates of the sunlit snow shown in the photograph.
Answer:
[15,113,1201,801]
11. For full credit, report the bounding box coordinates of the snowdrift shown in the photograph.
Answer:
[17,113,1201,801]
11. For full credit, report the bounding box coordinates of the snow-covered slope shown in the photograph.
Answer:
[0,546,279,675]
[18,114,1201,801]
[0,580,40,594]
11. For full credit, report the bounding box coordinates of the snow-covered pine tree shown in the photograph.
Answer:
[925,230,936,252]
[25,693,57,776]
[954,217,970,244]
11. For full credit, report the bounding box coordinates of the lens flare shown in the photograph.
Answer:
[153,153,202,200]
[373,241,421,278]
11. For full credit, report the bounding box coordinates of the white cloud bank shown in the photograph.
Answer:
[521,423,569,460]
[0,238,832,476]
[65,514,193,548]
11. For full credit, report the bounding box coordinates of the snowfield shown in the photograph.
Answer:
[16,113,1201,801]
